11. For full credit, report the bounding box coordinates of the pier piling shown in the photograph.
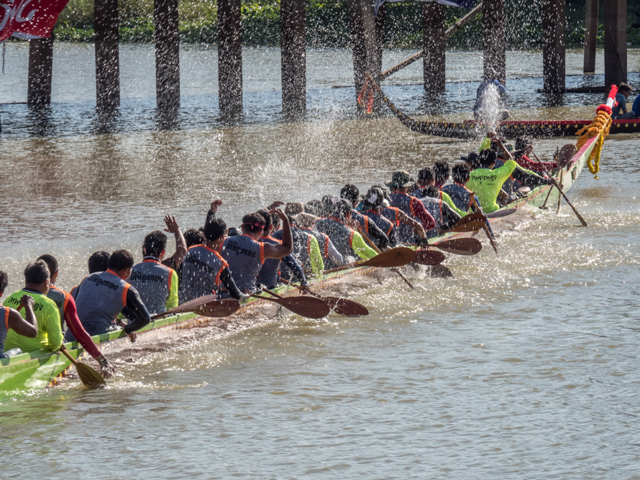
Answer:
[218,0,243,121]
[155,0,181,115]
[422,2,446,94]
[542,0,566,92]
[281,0,306,118]
[27,38,54,107]
[95,0,121,114]
[583,0,598,74]
[482,0,505,84]
[604,0,627,88]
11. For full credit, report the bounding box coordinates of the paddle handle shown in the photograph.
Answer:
[59,345,79,366]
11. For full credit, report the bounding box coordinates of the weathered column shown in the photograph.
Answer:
[604,0,627,88]
[349,0,382,112]
[27,38,54,106]
[281,0,306,118]
[482,0,505,84]
[95,0,120,114]
[155,0,180,114]
[542,0,566,92]
[218,0,243,121]
[422,2,446,94]
[583,0,598,74]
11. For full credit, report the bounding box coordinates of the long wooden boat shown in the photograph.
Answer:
[0,133,601,402]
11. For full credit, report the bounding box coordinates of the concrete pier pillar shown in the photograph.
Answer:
[95,0,120,114]
[422,2,446,94]
[604,0,627,88]
[27,38,54,107]
[281,0,306,118]
[155,0,181,115]
[482,0,505,84]
[583,0,598,74]
[218,0,243,121]
[542,0,566,92]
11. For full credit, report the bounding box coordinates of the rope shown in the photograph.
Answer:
[575,109,612,179]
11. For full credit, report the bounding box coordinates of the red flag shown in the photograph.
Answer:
[0,0,71,42]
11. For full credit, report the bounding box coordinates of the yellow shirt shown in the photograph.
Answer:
[3,289,63,353]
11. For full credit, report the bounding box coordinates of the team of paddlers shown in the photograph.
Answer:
[0,134,555,376]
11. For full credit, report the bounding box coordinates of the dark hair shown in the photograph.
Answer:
[452,164,470,184]
[515,136,532,151]
[0,270,8,292]
[433,160,450,184]
[242,213,266,233]
[257,209,273,232]
[203,218,227,242]
[271,212,282,230]
[88,251,110,274]
[24,260,50,284]
[321,195,338,217]
[363,186,385,208]
[423,185,441,199]
[37,254,59,276]
[184,229,205,248]
[619,82,632,94]
[333,199,352,220]
[340,184,359,204]
[143,230,167,258]
[464,152,481,170]
[305,200,322,216]
[417,167,434,185]
[227,227,240,237]
[109,250,134,271]
[479,149,497,168]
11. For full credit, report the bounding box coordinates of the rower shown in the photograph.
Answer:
[413,166,467,218]
[222,210,293,294]
[0,270,38,358]
[491,137,551,192]
[340,184,389,250]
[159,214,188,271]
[128,230,179,315]
[466,144,517,213]
[88,251,110,274]
[442,164,479,214]
[71,250,151,342]
[420,186,461,238]
[179,218,246,302]
[513,137,557,173]
[294,212,344,267]
[257,211,310,289]
[612,82,636,119]
[37,254,115,376]
[3,261,63,354]
[386,170,436,243]
[315,199,378,269]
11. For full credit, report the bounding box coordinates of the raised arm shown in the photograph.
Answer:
[162,215,187,269]
[263,210,293,259]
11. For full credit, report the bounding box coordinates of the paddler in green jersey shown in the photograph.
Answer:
[466,143,517,213]
[2,261,63,353]
[0,270,38,357]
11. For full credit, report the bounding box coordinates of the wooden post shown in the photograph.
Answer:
[95,0,120,114]
[349,0,382,112]
[155,0,180,115]
[281,0,306,118]
[482,0,505,84]
[27,38,54,107]
[583,0,598,74]
[542,0,566,92]
[218,0,243,121]
[422,2,446,94]
[604,0,627,88]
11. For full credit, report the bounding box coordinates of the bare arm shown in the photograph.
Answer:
[8,296,38,338]
[263,210,293,259]
[397,210,427,239]
[162,215,187,269]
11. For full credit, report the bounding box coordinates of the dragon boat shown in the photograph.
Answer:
[0,92,611,401]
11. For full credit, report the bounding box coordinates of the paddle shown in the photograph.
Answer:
[152,295,241,320]
[532,151,588,227]
[59,345,106,389]
[324,246,416,274]
[281,279,369,317]
[485,208,517,219]
[251,289,331,319]
[414,249,446,266]
[418,237,482,255]
[448,211,486,233]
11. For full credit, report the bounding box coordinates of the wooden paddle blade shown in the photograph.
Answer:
[277,296,331,319]
[75,362,107,389]
[363,247,416,268]
[322,296,369,317]
[486,208,517,219]
[449,211,486,233]
[414,249,446,266]
[433,238,482,255]
[197,299,240,318]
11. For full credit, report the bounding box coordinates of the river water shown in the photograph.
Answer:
[1,44,640,478]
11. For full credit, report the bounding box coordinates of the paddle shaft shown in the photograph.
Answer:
[532,151,587,227]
